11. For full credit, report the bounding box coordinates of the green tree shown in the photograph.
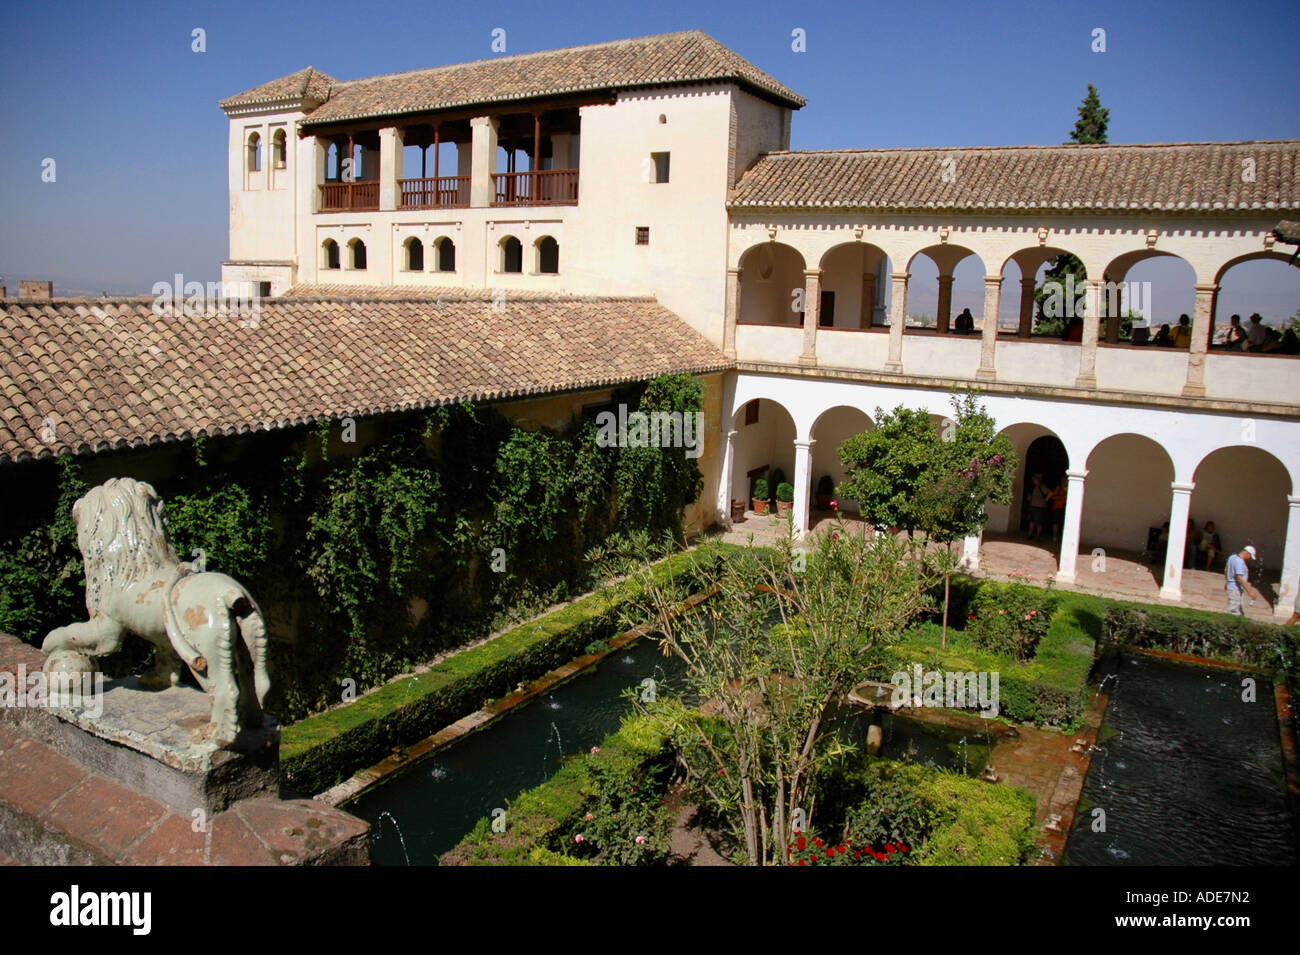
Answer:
[1033,86,1109,335]
[1070,84,1110,144]
[838,394,1016,645]
[597,528,946,866]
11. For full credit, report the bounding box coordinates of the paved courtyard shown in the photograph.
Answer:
[712,509,1288,622]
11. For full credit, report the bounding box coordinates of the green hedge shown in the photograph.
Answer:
[888,585,1100,727]
[1101,599,1296,675]
[281,551,703,795]
[910,766,1038,865]
[441,714,672,866]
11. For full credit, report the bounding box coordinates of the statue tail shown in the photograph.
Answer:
[232,594,270,707]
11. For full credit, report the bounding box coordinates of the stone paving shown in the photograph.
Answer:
[713,510,1288,622]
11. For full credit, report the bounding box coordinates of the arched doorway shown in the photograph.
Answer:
[1016,434,1069,534]
[1191,446,1291,575]
[1082,434,1175,569]
[810,405,874,517]
[729,398,797,513]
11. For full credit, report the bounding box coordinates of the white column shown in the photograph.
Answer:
[886,271,908,372]
[717,429,738,525]
[799,269,821,366]
[977,275,1001,380]
[379,127,402,211]
[1160,481,1196,601]
[960,531,982,571]
[1182,282,1217,397]
[1056,469,1088,585]
[723,268,741,359]
[1074,279,1103,388]
[1275,495,1300,620]
[470,116,498,208]
[792,438,815,537]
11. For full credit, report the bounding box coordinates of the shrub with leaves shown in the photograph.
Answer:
[968,578,1053,661]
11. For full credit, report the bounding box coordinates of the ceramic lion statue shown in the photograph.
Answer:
[41,477,270,746]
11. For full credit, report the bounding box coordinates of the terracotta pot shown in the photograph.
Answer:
[776,500,793,517]
[730,500,746,523]
[752,498,770,515]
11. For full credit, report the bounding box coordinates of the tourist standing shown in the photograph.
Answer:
[1225,544,1261,616]
[1224,314,1247,350]
[1245,313,1269,349]
[954,308,974,335]
[1026,473,1049,541]
[1048,478,1068,542]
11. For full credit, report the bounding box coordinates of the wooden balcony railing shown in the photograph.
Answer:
[318,180,380,212]
[492,169,578,206]
[399,175,471,209]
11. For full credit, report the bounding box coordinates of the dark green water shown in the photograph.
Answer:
[346,636,687,865]
[1066,653,1295,865]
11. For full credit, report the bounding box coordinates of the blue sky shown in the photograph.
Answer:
[1,0,1297,319]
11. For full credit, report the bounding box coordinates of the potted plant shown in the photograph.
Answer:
[815,475,834,510]
[768,469,787,510]
[751,478,770,515]
[775,482,795,517]
[730,499,746,523]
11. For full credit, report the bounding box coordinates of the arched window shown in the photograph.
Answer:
[434,237,456,272]
[247,132,261,173]
[501,236,522,273]
[323,239,340,270]
[349,238,367,270]
[405,237,424,271]
[272,130,287,169]
[536,236,559,274]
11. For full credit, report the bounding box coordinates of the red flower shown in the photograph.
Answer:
[797,836,806,851]
[813,837,823,848]
[837,845,847,854]
[899,843,909,852]
[798,860,806,866]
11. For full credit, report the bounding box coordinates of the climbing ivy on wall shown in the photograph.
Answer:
[0,374,705,723]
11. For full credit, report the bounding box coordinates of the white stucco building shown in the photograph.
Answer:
[218,30,1300,617]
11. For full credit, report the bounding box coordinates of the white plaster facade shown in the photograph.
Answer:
[220,42,1300,616]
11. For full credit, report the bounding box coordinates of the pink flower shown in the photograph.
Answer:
[575,834,584,843]
[998,609,1005,615]
[635,835,647,845]
[585,813,594,821]
[590,746,600,754]
[1024,614,1032,620]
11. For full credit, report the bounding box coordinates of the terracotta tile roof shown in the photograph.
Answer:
[728,141,1300,213]
[0,295,730,465]
[220,67,337,109]
[273,31,802,126]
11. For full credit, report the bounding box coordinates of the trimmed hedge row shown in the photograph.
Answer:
[911,766,1039,865]
[889,584,1101,727]
[441,715,672,866]
[280,551,703,795]
[1101,599,1296,674]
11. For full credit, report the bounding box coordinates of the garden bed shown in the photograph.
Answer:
[280,550,708,795]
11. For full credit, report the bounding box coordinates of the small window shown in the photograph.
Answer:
[349,239,367,270]
[635,226,650,246]
[258,281,272,299]
[323,239,340,270]
[650,151,669,183]
[501,236,522,273]
[744,400,759,425]
[272,130,287,169]
[435,237,456,272]
[537,236,559,274]
[247,132,261,173]
[405,238,424,271]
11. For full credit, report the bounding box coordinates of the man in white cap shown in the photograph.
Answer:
[1225,544,1261,616]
